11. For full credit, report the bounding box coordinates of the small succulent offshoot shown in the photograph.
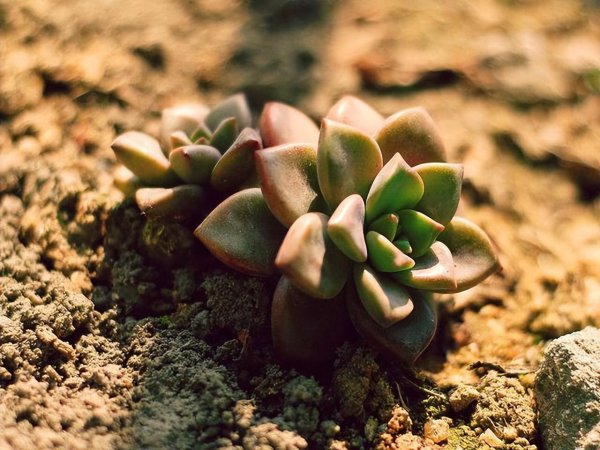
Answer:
[110,94,261,221]
[196,96,499,367]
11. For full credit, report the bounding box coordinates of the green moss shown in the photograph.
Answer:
[446,425,479,450]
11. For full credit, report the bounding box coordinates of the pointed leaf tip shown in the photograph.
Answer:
[210,128,262,192]
[327,194,368,262]
[365,153,424,223]
[317,119,383,210]
[375,107,446,166]
[169,145,221,184]
[391,241,456,291]
[260,102,320,147]
[111,131,179,186]
[210,117,239,153]
[275,212,351,299]
[396,209,444,258]
[256,143,326,228]
[195,188,287,276]
[205,93,251,131]
[326,96,384,136]
[415,163,463,226]
[436,217,499,293]
[366,231,415,273]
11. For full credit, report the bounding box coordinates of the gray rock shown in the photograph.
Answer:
[536,327,600,450]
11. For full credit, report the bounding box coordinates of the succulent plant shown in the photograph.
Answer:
[111,94,262,221]
[196,96,499,367]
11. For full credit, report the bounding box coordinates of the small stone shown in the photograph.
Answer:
[449,384,480,412]
[479,428,504,448]
[423,419,450,444]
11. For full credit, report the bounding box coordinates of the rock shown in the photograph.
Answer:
[449,384,480,412]
[536,327,600,450]
[423,419,450,444]
[479,428,504,448]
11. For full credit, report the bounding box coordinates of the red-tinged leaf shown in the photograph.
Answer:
[326,95,384,136]
[328,194,368,262]
[256,143,327,227]
[375,107,446,166]
[271,276,354,367]
[194,188,287,276]
[275,212,351,299]
[169,145,221,184]
[353,264,414,328]
[317,119,383,210]
[414,163,463,225]
[436,217,500,293]
[210,128,262,192]
[390,241,457,291]
[347,284,438,364]
[259,102,320,147]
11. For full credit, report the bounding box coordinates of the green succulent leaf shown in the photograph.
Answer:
[347,285,437,364]
[204,93,251,131]
[160,103,208,152]
[259,102,320,147]
[275,212,351,299]
[210,117,238,153]
[415,163,463,226]
[375,107,446,166]
[135,185,206,221]
[169,145,221,184]
[436,217,499,293]
[256,143,327,228]
[317,119,383,210]
[390,241,456,291]
[169,130,193,149]
[353,264,414,328]
[326,95,385,136]
[210,128,262,192]
[111,131,180,186]
[368,213,399,241]
[190,125,211,143]
[113,165,145,198]
[366,231,415,273]
[393,238,412,254]
[327,194,368,263]
[271,276,353,367]
[365,153,424,223]
[194,188,287,276]
[396,209,444,258]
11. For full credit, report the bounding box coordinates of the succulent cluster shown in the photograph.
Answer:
[111,94,499,368]
[111,94,261,221]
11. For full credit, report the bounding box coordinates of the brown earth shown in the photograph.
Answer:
[0,0,599,449]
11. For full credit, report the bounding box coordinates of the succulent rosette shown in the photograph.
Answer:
[110,94,261,220]
[195,96,499,367]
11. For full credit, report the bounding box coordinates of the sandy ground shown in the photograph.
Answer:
[0,0,599,448]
